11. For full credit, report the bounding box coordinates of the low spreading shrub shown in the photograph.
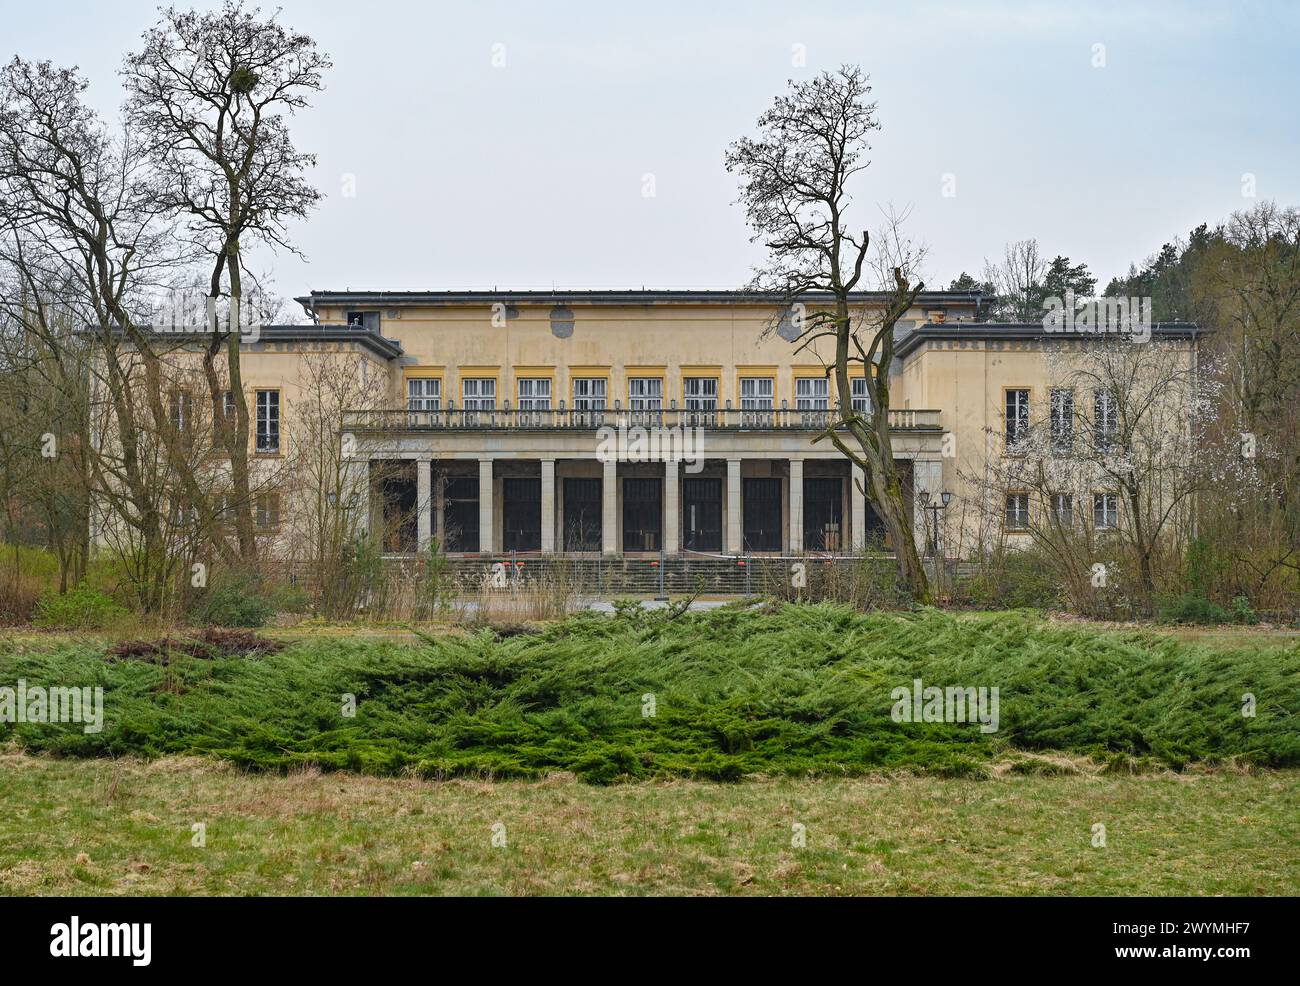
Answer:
[5,605,1296,780]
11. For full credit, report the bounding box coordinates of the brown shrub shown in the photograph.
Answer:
[107,628,284,663]
[0,571,43,625]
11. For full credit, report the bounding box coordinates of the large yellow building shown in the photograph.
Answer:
[226,289,1201,560]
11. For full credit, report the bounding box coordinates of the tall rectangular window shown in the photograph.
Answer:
[628,377,663,410]
[851,377,872,413]
[795,377,830,410]
[1094,389,1118,451]
[406,378,441,411]
[740,377,774,410]
[1050,388,1074,452]
[255,389,280,454]
[1005,389,1030,447]
[517,378,552,410]
[256,492,281,530]
[1050,492,1074,527]
[572,378,607,410]
[1005,492,1030,530]
[168,390,193,442]
[1093,492,1118,530]
[462,378,496,410]
[683,377,718,410]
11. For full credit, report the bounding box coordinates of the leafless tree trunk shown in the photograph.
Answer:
[123,0,330,564]
[726,66,931,602]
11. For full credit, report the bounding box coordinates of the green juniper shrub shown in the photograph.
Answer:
[4,605,1296,779]
[188,569,276,627]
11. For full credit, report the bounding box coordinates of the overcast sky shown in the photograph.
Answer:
[7,0,1298,302]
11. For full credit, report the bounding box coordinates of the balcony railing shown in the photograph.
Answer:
[342,405,943,432]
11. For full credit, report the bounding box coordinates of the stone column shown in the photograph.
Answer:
[726,458,742,555]
[602,458,618,556]
[540,458,556,554]
[851,463,867,552]
[416,457,432,553]
[478,458,494,555]
[788,458,804,554]
[663,459,679,557]
[345,457,370,538]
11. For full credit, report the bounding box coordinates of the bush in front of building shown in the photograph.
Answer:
[188,568,306,627]
[961,548,1063,612]
[34,584,127,629]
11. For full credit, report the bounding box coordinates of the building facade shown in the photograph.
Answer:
[211,289,1201,560]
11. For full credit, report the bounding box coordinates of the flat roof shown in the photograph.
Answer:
[296,288,990,311]
[893,321,1204,358]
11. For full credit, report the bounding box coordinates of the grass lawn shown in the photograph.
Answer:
[2,605,1296,895]
[2,751,1296,895]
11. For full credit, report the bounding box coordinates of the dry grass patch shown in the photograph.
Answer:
[1,751,1296,896]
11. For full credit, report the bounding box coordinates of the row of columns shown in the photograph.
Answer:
[402,455,937,556]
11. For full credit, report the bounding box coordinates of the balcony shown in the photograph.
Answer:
[342,405,943,432]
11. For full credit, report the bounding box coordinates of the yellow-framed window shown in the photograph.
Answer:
[738,375,775,410]
[682,376,719,410]
[628,376,664,410]
[405,375,442,411]
[461,376,498,410]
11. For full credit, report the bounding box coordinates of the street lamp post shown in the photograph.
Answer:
[923,490,954,559]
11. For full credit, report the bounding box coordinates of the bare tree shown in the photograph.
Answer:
[726,65,931,601]
[982,239,1047,321]
[123,0,330,563]
[282,347,391,615]
[0,58,244,609]
[0,270,91,590]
